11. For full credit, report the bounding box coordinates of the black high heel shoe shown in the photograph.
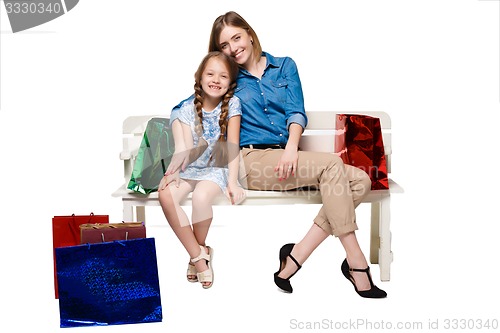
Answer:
[274,243,302,293]
[341,259,387,298]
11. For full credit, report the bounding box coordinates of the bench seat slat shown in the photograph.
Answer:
[112,179,403,206]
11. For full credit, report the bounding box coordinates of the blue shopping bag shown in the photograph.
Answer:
[55,238,162,327]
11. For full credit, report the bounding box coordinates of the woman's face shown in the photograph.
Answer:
[218,25,254,67]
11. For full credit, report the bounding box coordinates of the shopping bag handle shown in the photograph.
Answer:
[69,213,96,239]
[100,231,129,242]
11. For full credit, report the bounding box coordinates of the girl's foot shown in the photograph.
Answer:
[191,245,213,289]
[187,262,198,282]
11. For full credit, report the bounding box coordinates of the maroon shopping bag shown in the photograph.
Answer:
[336,114,389,190]
[80,222,146,244]
[52,213,109,298]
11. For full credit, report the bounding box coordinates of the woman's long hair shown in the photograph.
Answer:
[208,11,262,64]
[193,51,239,166]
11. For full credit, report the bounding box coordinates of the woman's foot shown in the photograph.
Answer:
[274,243,302,293]
[345,257,372,291]
[341,259,387,298]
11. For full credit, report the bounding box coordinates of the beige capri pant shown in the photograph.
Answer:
[239,148,371,237]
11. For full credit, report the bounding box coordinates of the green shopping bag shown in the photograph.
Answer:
[127,117,174,194]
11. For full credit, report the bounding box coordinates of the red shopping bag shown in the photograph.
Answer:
[334,114,349,164]
[336,114,389,190]
[52,213,108,298]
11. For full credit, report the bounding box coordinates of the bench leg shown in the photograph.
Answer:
[370,202,381,264]
[123,202,134,222]
[136,206,146,223]
[370,197,393,282]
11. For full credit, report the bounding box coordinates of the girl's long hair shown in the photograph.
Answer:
[193,51,239,166]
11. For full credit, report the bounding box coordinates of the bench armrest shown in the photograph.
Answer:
[120,151,132,160]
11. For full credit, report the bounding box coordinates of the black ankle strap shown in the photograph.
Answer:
[350,266,370,273]
[288,254,302,269]
[349,266,375,288]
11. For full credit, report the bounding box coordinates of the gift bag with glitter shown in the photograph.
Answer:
[55,238,162,327]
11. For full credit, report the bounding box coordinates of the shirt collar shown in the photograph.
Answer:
[263,51,280,69]
[238,51,280,77]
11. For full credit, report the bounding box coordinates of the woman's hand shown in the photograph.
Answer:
[158,170,180,191]
[276,124,302,180]
[275,145,299,180]
[226,182,246,205]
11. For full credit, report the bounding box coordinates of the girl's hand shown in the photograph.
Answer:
[159,170,180,191]
[166,138,208,176]
[226,183,246,205]
[275,145,298,180]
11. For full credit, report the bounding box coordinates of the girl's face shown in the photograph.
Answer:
[201,57,231,101]
[218,25,254,67]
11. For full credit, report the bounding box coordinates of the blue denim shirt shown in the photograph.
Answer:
[170,52,307,147]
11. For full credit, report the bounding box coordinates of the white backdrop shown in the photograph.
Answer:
[1,1,500,332]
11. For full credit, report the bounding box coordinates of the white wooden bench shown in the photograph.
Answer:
[112,111,403,281]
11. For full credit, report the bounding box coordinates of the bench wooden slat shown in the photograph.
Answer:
[305,111,391,130]
[113,179,403,206]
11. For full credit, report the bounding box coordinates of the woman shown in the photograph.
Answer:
[171,11,386,298]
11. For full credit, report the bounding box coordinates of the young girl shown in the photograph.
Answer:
[158,51,245,289]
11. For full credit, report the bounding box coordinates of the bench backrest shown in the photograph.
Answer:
[299,111,392,173]
[119,112,393,183]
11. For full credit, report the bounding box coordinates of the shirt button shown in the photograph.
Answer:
[264,108,267,111]
[279,133,283,137]
[271,122,274,125]
[261,92,264,95]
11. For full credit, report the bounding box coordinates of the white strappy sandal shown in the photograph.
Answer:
[190,245,213,289]
[186,262,198,282]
